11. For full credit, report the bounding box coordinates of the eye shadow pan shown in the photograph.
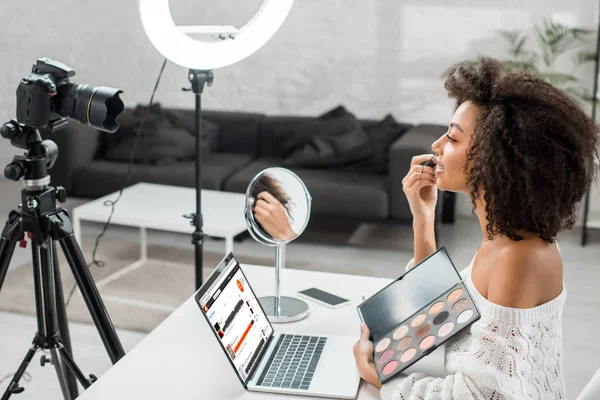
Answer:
[419,335,436,350]
[452,298,468,312]
[457,309,474,324]
[415,323,430,339]
[433,310,449,325]
[447,288,463,302]
[411,313,426,327]
[429,301,444,315]
[375,337,391,352]
[400,348,417,363]
[382,361,398,375]
[378,349,395,365]
[393,326,408,340]
[397,336,412,351]
[438,322,454,337]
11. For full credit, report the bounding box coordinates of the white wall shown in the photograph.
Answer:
[0,0,597,218]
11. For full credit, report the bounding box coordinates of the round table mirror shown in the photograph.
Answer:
[244,167,311,322]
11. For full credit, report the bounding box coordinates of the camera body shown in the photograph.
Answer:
[17,58,75,130]
[15,58,123,133]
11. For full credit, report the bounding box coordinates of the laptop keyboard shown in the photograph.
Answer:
[256,334,327,390]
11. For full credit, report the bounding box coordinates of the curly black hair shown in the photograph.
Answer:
[444,57,600,243]
[251,173,292,215]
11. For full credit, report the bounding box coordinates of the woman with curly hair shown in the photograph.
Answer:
[353,57,599,399]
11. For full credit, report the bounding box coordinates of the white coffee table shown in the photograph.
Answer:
[72,182,248,287]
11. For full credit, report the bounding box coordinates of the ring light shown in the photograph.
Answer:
[139,0,294,70]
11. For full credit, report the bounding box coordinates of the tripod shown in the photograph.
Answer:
[0,121,125,399]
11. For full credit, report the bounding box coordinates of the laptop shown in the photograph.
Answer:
[195,253,361,399]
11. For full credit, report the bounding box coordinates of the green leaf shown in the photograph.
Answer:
[574,50,598,65]
[514,36,528,56]
[570,27,593,38]
[498,30,520,46]
[498,30,529,58]
[534,24,553,67]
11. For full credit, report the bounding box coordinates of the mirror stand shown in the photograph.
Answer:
[258,244,309,323]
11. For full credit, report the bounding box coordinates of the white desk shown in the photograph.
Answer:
[77,264,445,399]
[72,183,248,287]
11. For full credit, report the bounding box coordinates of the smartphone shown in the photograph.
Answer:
[297,288,350,309]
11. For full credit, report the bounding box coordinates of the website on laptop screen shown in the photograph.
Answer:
[199,258,274,382]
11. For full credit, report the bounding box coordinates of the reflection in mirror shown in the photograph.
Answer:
[246,168,311,244]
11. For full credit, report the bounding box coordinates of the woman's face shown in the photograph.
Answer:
[431,100,479,194]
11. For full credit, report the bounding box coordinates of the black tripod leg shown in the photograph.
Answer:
[0,237,17,296]
[58,235,124,363]
[50,348,72,400]
[1,342,37,400]
[56,344,91,389]
[52,241,78,398]
[49,212,124,363]
[0,211,21,293]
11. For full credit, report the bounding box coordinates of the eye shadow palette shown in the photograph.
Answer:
[357,247,480,383]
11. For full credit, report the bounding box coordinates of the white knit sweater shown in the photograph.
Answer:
[380,254,567,400]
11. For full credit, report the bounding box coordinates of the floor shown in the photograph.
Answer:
[0,177,599,399]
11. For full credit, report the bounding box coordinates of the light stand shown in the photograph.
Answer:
[183,70,214,289]
[183,69,214,290]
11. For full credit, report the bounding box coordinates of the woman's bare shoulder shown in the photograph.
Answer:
[487,240,562,308]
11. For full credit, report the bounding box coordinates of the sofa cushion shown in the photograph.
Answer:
[282,129,370,168]
[101,104,219,164]
[282,116,372,168]
[164,109,219,153]
[70,153,253,199]
[223,159,388,219]
[362,114,412,174]
[319,106,412,174]
[317,105,348,120]
[258,113,365,158]
[201,110,265,156]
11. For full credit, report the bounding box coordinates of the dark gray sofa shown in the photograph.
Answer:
[42,108,454,224]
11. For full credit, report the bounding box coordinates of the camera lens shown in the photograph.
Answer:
[57,83,124,133]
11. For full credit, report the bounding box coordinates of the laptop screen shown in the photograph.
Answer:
[196,253,274,385]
